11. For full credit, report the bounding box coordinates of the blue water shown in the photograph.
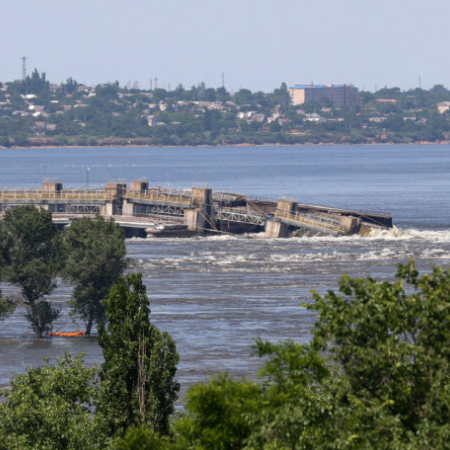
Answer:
[0,144,450,394]
[0,144,450,228]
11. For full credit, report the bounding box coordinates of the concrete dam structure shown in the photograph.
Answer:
[0,181,393,238]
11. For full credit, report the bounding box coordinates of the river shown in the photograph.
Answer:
[1,144,450,395]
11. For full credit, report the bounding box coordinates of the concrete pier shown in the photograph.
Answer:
[184,187,213,234]
[265,220,289,238]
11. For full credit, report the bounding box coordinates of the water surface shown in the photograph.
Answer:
[1,144,449,395]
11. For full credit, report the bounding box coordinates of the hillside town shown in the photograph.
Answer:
[1,69,450,147]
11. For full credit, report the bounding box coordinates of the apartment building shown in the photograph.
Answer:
[289,84,359,107]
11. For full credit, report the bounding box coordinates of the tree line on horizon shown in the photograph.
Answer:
[1,70,450,147]
[2,206,450,448]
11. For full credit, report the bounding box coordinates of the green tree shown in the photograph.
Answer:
[171,261,450,450]
[0,290,15,322]
[110,427,169,450]
[22,68,50,95]
[308,260,450,447]
[0,250,15,322]
[0,206,61,338]
[62,215,126,335]
[97,274,179,437]
[0,352,101,450]
[173,374,262,450]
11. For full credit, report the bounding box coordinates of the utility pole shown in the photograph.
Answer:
[86,166,90,189]
[222,71,225,89]
[21,56,27,81]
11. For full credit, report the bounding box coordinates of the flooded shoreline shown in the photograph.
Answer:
[1,228,450,398]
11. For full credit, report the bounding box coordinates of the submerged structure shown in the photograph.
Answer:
[0,181,392,238]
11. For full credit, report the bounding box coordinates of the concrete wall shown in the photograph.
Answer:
[190,188,213,234]
[265,219,289,238]
[276,199,298,215]
[130,181,148,192]
[183,209,205,233]
[289,88,306,106]
[122,199,134,216]
[289,86,359,107]
[105,183,126,199]
[340,216,361,234]
[42,182,63,193]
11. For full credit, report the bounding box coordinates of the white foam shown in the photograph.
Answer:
[366,228,450,243]
[126,228,450,245]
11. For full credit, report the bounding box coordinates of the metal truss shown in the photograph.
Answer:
[214,208,266,226]
[48,204,101,214]
[276,212,346,236]
[133,203,184,217]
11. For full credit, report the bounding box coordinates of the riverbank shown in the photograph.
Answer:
[2,140,450,150]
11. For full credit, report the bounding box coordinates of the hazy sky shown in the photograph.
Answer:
[1,0,449,92]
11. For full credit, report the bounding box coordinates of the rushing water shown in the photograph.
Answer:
[0,144,450,394]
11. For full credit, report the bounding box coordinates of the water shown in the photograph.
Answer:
[1,144,450,395]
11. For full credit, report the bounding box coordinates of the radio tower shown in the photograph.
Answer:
[21,56,27,80]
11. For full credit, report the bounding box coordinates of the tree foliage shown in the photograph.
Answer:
[0,352,100,450]
[308,259,450,448]
[171,261,450,450]
[0,206,61,337]
[97,274,179,438]
[173,374,262,450]
[2,260,450,449]
[62,215,126,335]
[0,294,15,322]
[109,427,169,450]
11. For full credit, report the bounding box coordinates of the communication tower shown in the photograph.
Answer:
[21,56,27,80]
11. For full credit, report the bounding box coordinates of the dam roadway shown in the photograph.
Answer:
[0,180,393,237]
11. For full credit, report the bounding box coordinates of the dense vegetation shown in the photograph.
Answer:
[2,209,450,448]
[0,207,125,337]
[1,71,450,147]
[0,274,179,450]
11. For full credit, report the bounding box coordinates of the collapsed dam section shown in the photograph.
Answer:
[0,180,393,238]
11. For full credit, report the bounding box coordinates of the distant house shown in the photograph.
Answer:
[251,113,266,123]
[237,111,256,120]
[437,102,450,114]
[147,115,158,127]
[28,105,45,112]
[21,94,37,100]
[267,112,281,123]
[303,113,323,123]
[277,118,291,126]
[369,116,388,123]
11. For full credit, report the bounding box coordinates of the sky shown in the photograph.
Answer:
[1,0,449,93]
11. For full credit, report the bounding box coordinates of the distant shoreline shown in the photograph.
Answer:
[2,140,450,151]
